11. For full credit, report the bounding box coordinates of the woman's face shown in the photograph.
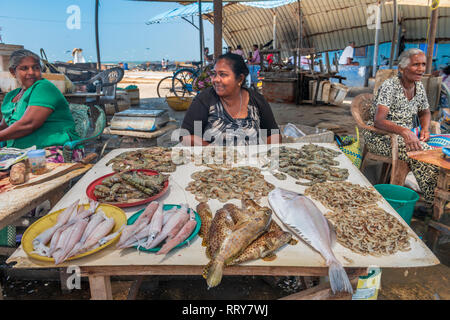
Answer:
[10,56,42,89]
[401,53,426,82]
[212,59,242,97]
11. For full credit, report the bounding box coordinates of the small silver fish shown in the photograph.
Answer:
[268,187,353,294]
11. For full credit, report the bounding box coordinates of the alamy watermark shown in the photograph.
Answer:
[66,5,81,30]
[168,121,281,171]
[367,4,381,30]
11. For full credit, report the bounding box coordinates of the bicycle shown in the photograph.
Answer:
[156,75,185,98]
[171,61,204,97]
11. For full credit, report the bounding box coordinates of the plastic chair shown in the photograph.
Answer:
[351,93,411,185]
[63,103,106,162]
[73,67,125,113]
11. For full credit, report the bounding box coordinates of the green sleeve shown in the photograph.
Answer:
[27,79,66,110]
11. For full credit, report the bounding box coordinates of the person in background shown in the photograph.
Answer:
[362,48,438,204]
[248,44,261,88]
[232,45,246,61]
[338,41,359,66]
[267,53,274,67]
[0,49,81,162]
[227,46,232,54]
[204,47,214,66]
[180,53,281,146]
[72,48,86,64]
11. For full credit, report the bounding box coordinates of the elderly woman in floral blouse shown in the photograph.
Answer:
[363,48,438,204]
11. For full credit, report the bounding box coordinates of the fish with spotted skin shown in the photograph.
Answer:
[268,187,353,294]
[227,221,292,266]
[203,200,272,288]
[196,202,213,247]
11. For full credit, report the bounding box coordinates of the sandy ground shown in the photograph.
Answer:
[1,76,449,300]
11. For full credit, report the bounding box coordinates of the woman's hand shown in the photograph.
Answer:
[419,129,430,142]
[402,129,423,152]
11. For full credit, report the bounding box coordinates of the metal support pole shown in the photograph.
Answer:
[296,0,301,73]
[426,6,439,74]
[273,12,277,50]
[198,0,203,65]
[95,0,101,70]
[394,20,402,61]
[213,0,223,59]
[372,2,382,78]
[389,0,398,68]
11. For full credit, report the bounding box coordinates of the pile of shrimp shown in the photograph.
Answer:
[304,181,381,211]
[305,181,411,256]
[325,207,412,256]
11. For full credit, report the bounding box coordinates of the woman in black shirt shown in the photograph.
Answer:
[181,53,281,146]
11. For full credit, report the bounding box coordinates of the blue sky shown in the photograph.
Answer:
[0,0,216,63]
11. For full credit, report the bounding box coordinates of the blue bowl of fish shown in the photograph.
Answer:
[443,147,450,158]
[127,204,201,253]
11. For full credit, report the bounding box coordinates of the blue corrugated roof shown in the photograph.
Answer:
[146,3,215,25]
[242,0,298,9]
[146,1,297,25]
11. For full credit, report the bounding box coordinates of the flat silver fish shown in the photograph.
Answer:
[268,187,353,294]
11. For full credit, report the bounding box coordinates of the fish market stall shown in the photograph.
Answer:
[7,143,439,299]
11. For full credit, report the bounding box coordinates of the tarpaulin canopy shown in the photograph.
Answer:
[242,0,297,9]
[146,2,215,25]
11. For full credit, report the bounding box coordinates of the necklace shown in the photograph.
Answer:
[11,89,24,114]
[221,89,243,118]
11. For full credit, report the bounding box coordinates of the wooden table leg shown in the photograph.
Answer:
[279,276,359,300]
[89,275,113,300]
[127,276,145,300]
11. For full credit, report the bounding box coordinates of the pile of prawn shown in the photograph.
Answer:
[305,181,412,256]
[186,166,275,203]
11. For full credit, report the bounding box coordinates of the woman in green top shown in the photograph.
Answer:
[0,49,81,161]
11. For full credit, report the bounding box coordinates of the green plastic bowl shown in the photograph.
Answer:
[127,204,201,252]
[374,184,419,225]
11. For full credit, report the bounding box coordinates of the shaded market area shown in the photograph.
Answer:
[0,0,449,302]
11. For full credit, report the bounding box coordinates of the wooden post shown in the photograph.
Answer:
[89,275,113,300]
[213,0,223,59]
[199,0,204,65]
[389,0,398,68]
[95,0,101,70]
[325,52,331,73]
[425,6,439,74]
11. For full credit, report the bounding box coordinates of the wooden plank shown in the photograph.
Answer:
[408,149,450,170]
[0,165,91,230]
[103,123,178,139]
[80,265,367,278]
[428,220,450,235]
[88,275,113,300]
[127,276,145,300]
[13,163,85,189]
[279,276,360,300]
[8,144,440,270]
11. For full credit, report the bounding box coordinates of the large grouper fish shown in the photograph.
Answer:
[203,199,272,288]
[268,187,353,294]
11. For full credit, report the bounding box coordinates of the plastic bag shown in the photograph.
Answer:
[282,123,306,138]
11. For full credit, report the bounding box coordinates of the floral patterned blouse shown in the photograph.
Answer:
[367,75,429,130]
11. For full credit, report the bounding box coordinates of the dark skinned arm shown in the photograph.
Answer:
[181,135,210,146]
[0,106,53,142]
[0,118,7,131]
[418,109,431,142]
[373,104,423,152]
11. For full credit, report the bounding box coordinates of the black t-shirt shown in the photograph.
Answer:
[181,87,279,145]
